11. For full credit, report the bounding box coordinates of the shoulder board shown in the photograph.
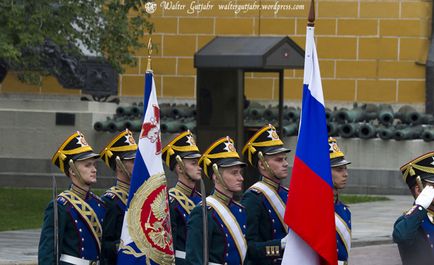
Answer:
[103,192,116,200]
[198,201,213,210]
[280,185,289,192]
[405,205,420,216]
[248,187,262,195]
[57,195,67,206]
[232,201,245,208]
[90,193,105,204]
[169,196,175,203]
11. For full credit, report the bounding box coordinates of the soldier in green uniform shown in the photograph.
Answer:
[240,124,290,265]
[161,130,202,265]
[185,136,248,265]
[99,129,137,265]
[328,137,351,265]
[38,131,105,265]
[393,151,434,265]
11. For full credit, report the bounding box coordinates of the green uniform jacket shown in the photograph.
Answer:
[393,204,434,265]
[100,192,126,265]
[38,189,105,265]
[39,201,73,264]
[241,189,284,265]
[185,192,247,265]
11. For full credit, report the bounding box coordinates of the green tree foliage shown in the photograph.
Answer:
[0,0,153,84]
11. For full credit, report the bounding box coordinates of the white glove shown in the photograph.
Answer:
[415,185,434,209]
[281,233,290,249]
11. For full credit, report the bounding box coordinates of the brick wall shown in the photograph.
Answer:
[1,0,431,105]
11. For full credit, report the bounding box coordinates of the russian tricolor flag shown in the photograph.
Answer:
[282,25,337,265]
[117,71,174,264]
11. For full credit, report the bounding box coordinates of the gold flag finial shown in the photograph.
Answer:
[146,37,153,71]
[308,0,315,27]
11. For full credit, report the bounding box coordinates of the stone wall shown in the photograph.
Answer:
[0,0,431,107]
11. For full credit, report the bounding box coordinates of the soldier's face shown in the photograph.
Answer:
[332,165,348,190]
[183,158,202,181]
[221,165,244,192]
[74,158,97,185]
[265,153,289,179]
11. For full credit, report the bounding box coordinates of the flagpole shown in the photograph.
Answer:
[282,0,338,264]
[147,37,152,72]
[308,0,315,27]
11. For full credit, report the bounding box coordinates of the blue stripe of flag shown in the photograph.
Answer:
[295,84,333,188]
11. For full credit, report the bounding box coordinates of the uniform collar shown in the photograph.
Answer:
[116,179,130,193]
[70,184,90,200]
[212,189,232,206]
[175,181,195,197]
[262,176,280,190]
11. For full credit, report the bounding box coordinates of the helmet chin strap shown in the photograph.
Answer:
[115,156,131,181]
[68,159,87,187]
[258,151,275,178]
[176,155,195,182]
[212,163,238,193]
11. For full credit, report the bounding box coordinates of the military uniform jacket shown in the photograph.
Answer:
[393,204,434,265]
[335,199,351,262]
[38,185,106,264]
[241,178,288,265]
[185,190,247,265]
[100,180,129,265]
[169,182,202,265]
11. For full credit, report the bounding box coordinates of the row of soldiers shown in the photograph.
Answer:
[38,124,434,265]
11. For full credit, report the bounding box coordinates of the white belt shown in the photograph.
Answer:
[338,261,348,265]
[175,250,186,259]
[60,254,99,265]
[174,250,222,265]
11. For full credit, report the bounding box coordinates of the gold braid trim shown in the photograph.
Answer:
[169,188,196,214]
[200,151,239,177]
[402,163,434,182]
[107,186,129,206]
[162,144,199,167]
[59,190,102,251]
[243,140,284,165]
[52,146,94,173]
[101,145,137,167]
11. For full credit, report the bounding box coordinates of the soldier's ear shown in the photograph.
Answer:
[257,159,265,171]
[68,167,74,177]
[175,163,183,174]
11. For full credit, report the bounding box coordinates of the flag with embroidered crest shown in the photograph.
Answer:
[117,70,174,265]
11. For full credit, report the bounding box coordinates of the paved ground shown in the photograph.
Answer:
[0,195,413,265]
[348,195,411,265]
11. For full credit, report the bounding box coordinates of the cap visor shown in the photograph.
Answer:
[264,146,291,155]
[120,151,136,160]
[331,159,351,167]
[74,152,100,161]
[183,153,202,159]
[219,160,246,168]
